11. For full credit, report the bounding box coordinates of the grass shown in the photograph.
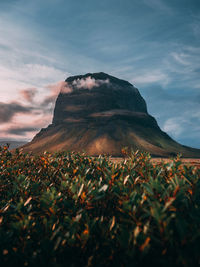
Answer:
[0,145,200,266]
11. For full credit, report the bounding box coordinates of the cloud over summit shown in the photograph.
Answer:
[72,76,110,90]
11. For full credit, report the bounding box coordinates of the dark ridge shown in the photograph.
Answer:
[65,72,133,87]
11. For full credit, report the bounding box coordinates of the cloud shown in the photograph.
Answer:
[140,84,200,148]
[165,46,200,76]
[42,81,71,105]
[162,115,200,148]
[171,52,190,66]
[142,0,173,14]
[132,71,170,87]
[0,63,66,88]
[0,63,67,104]
[0,111,53,141]
[0,101,33,123]
[163,118,183,138]
[72,76,110,90]
[61,85,73,94]
[0,78,70,140]
[41,77,110,106]
[0,15,68,102]
[55,81,72,94]
[6,126,40,136]
[20,88,37,103]
[22,64,66,84]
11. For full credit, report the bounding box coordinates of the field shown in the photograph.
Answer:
[111,157,200,167]
[0,146,200,267]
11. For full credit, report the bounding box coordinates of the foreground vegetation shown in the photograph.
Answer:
[0,146,200,267]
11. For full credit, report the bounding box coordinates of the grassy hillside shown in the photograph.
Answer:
[0,146,200,266]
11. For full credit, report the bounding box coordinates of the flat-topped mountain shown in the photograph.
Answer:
[22,72,200,157]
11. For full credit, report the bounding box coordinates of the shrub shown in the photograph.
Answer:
[0,146,200,266]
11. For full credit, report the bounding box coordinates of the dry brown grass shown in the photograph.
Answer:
[110,157,200,167]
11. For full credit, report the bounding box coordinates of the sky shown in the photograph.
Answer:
[0,0,200,148]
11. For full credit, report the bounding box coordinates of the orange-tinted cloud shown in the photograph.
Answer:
[20,88,37,103]
[43,81,70,105]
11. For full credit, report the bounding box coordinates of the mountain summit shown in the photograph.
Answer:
[22,72,200,157]
[53,72,147,124]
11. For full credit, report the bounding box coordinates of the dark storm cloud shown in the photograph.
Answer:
[0,102,33,123]
[6,126,39,136]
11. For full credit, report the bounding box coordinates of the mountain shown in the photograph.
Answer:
[21,72,200,157]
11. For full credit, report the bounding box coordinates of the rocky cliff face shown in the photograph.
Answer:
[22,72,200,157]
[53,72,147,124]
